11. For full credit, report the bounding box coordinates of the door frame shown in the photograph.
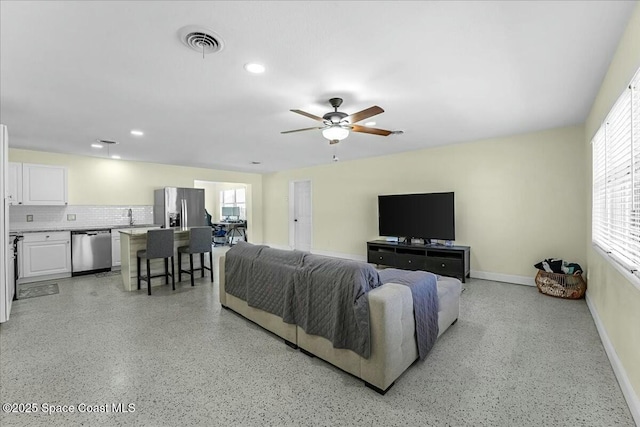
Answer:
[288,179,312,250]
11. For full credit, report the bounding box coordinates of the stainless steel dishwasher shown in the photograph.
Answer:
[71,229,112,276]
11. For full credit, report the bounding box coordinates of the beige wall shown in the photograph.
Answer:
[264,125,586,279]
[194,180,218,218]
[584,3,640,407]
[9,149,263,242]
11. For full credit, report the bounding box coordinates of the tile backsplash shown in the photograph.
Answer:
[10,205,154,231]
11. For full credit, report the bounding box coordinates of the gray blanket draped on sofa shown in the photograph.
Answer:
[224,242,440,361]
[224,242,381,358]
[377,268,439,360]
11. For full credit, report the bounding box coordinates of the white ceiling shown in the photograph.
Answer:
[0,1,635,173]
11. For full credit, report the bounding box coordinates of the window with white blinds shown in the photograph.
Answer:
[220,188,246,219]
[592,67,640,277]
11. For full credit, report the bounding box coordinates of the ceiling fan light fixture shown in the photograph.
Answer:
[322,126,349,141]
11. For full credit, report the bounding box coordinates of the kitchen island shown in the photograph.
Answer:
[119,227,208,292]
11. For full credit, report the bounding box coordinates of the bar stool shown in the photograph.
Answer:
[178,227,214,286]
[137,229,175,295]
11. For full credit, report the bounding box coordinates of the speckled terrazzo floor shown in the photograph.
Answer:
[0,247,634,426]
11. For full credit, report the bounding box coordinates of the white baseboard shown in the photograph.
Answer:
[586,292,640,426]
[311,249,366,262]
[17,272,71,285]
[263,242,291,251]
[262,244,367,262]
[469,270,536,287]
[263,245,536,286]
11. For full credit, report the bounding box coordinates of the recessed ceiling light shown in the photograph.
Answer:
[244,63,265,74]
[130,130,144,136]
[364,121,376,127]
[111,155,121,160]
[91,143,103,149]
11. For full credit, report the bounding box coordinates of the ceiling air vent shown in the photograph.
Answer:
[178,25,224,55]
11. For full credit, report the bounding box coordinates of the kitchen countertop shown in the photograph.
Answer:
[119,227,210,292]
[9,224,160,234]
[118,226,202,236]
[118,226,162,235]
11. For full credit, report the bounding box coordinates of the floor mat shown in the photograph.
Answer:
[18,283,59,299]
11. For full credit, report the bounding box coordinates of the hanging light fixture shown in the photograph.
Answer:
[96,139,119,159]
[322,125,349,142]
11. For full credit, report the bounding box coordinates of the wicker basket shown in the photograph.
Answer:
[535,270,587,299]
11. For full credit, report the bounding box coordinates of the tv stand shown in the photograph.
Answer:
[367,240,470,283]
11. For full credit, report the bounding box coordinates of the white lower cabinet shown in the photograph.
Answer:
[111,229,121,268]
[20,231,71,281]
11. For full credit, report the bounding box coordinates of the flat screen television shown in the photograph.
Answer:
[378,192,455,241]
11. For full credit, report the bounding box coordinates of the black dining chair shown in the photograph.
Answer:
[178,226,214,286]
[137,229,175,295]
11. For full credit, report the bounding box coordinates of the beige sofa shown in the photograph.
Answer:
[218,255,462,393]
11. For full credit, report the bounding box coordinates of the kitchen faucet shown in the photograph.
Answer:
[128,208,134,226]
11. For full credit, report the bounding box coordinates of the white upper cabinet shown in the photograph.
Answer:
[7,162,22,205]
[21,163,68,205]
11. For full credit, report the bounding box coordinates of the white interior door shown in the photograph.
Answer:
[290,180,312,252]
[1,124,12,323]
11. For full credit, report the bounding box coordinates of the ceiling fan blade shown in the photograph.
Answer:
[346,106,384,124]
[281,126,324,134]
[290,109,325,122]
[350,125,392,136]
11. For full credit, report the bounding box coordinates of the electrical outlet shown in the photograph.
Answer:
[26,214,33,222]
[67,214,76,221]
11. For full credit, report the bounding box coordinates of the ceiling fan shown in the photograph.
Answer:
[281,98,392,144]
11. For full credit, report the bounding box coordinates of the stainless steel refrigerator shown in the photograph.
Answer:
[154,187,206,228]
